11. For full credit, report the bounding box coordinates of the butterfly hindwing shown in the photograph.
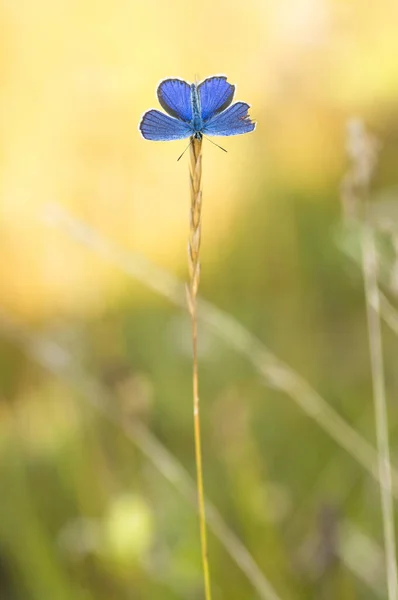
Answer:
[202,102,255,137]
[198,76,235,122]
[157,79,193,122]
[139,110,192,141]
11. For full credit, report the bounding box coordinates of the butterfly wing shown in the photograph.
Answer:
[139,110,192,141]
[157,79,193,122]
[202,102,255,137]
[198,76,235,122]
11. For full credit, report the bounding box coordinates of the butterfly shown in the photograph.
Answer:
[139,75,256,143]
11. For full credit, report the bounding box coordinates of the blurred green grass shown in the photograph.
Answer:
[2,167,398,598]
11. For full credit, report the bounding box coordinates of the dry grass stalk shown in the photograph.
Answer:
[362,226,398,600]
[188,137,203,298]
[187,136,212,600]
[344,119,398,600]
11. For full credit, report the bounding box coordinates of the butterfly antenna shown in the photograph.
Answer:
[203,135,227,153]
[177,138,194,162]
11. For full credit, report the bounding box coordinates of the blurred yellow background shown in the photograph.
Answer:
[1,0,397,318]
[1,1,398,599]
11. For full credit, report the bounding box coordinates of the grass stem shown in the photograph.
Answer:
[362,223,398,600]
[187,136,212,600]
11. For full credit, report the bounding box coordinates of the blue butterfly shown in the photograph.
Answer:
[139,75,256,142]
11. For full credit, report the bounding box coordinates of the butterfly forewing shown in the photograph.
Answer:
[198,76,235,122]
[157,79,193,122]
[202,102,255,137]
[139,110,192,141]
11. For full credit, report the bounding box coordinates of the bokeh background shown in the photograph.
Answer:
[1,1,398,598]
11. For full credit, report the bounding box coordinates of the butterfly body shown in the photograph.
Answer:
[190,83,204,138]
[139,75,255,142]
